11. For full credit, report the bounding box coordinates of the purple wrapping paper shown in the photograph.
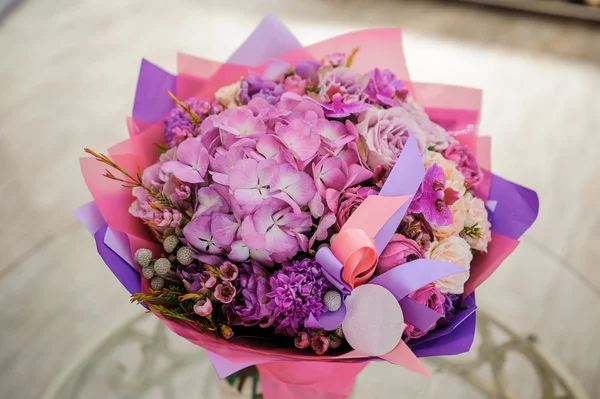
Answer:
[410,294,477,356]
[94,224,141,295]
[76,15,539,372]
[227,14,303,66]
[488,174,539,240]
[132,59,176,124]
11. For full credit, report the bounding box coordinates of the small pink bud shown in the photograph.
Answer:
[311,335,329,355]
[294,332,311,349]
[193,299,213,317]
[204,276,217,288]
[220,325,234,340]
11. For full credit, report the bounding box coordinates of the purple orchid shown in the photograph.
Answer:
[308,93,371,118]
[161,138,209,184]
[409,164,453,226]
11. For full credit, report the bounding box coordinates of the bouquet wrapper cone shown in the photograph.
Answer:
[257,362,367,399]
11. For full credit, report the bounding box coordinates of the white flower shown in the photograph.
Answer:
[427,236,473,294]
[215,81,241,109]
[462,193,492,252]
[424,151,466,195]
[433,195,468,240]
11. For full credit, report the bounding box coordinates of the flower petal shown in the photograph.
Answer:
[211,213,240,246]
[229,159,259,189]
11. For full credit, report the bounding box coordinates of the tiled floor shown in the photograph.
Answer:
[0,0,599,398]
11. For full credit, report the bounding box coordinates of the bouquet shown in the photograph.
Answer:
[77,16,539,399]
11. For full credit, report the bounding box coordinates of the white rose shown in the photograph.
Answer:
[427,236,473,294]
[424,151,466,195]
[215,81,240,109]
[462,193,492,252]
[433,195,468,240]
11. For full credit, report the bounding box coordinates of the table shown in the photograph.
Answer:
[41,309,590,399]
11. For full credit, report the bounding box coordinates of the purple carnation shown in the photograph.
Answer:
[225,262,275,328]
[267,259,333,336]
[164,98,221,148]
[365,68,408,107]
[239,75,284,105]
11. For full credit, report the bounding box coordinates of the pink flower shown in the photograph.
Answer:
[356,107,426,172]
[161,138,209,184]
[311,335,329,355]
[269,163,317,211]
[309,93,371,119]
[294,331,311,349]
[153,209,182,228]
[214,107,267,147]
[403,284,446,340]
[376,234,425,275]
[228,158,279,214]
[443,144,483,187]
[274,119,321,167]
[195,186,230,216]
[312,156,372,200]
[193,299,213,317]
[214,280,236,304]
[245,200,312,263]
[283,75,307,95]
[204,276,217,289]
[219,261,239,281]
[335,186,379,229]
[183,215,224,257]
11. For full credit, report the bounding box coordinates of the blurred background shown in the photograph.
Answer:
[0,0,599,398]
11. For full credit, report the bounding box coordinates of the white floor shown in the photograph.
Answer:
[0,0,599,398]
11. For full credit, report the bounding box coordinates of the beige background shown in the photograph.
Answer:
[0,0,599,398]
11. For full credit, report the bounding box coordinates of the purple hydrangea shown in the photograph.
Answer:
[238,75,284,105]
[267,258,333,336]
[164,98,221,148]
[226,262,275,328]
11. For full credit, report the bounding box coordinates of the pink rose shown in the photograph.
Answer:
[443,144,483,187]
[283,75,307,95]
[376,234,425,275]
[403,284,446,340]
[335,186,379,229]
[356,107,426,172]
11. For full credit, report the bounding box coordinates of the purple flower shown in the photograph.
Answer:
[365,68,408,107]
[335,186,379,229]
[311,335,329,355]
[398,213,434,251]
[161,138,209,184]
[318,67,368,104]
[266,258,333,336]
[164,98,220,148]
[309,93,371,119]
[226,262,275,327]
[193,299,213,317]
[356,107,427,172]
[239,73,284,105]
[294,331,311,349]
[214,280,236,304]
[409,164,453,226]
[375,234,424,275]
[437,294,460,328]
[177,263,203,293]
[219,261,239,281]
[153,208,182,228]
[443,144,483,187]
[293,61,321,86]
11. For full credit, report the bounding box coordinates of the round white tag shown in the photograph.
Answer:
[342,284,404,356]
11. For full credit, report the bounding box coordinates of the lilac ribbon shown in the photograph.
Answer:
[310,135,465,332]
